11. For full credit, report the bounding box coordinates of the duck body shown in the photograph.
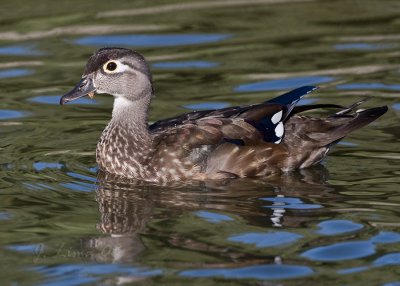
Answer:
[61,48,387,183]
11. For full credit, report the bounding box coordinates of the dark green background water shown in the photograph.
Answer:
[0,0,399,285]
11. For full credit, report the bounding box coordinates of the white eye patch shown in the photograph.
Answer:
[102,60,130,74]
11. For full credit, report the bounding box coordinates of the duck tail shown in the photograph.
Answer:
[316,105,388,146]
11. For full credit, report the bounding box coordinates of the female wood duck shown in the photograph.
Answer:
[60,48,387,183]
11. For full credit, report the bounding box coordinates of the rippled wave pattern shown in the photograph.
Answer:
[0,0,399,285]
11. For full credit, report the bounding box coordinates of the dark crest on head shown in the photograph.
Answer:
[83,47,151,77]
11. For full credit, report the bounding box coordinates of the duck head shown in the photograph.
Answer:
[60,48,153,105]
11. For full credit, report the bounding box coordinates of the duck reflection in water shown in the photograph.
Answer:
[85,166,337,267]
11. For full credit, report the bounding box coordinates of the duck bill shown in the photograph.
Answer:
[60,75,96,105]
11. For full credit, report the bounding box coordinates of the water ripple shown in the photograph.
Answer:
[261,196,322,210]
[335,43,394,51]
[152,60,218,69]
[0,212,11,220]
[0,68,33,79]
[0,109,26,120]
[66,172,97,183]
[373,253,400,266]
[195,211,234,223]
[180,264,314,280]
[33,162,63,171]
[301,241,375,262]
[183,102,230,110]
[228,231,303,248]
[383,282,400,286]
[371,231,400,244]
[75,34,231,47]
[234,76,334,92]
[60,181,94,192]
[32,264,162,286]
[29,95,96,105]
[316,220,363,235]
[0,45,43,56]
[337,82,400,91]
[337,266,370,274]
[302,231,400,262]
[6,243,41,253]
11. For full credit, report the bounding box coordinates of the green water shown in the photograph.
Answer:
[0,0,399,285]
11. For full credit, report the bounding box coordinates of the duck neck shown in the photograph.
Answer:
[111,96,150,131]
[96,95,154,177]
[108,96,153,152]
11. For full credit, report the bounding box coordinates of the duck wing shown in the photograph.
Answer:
[151,103,285,152]
[150,86,318,144]
[150,109,286,178]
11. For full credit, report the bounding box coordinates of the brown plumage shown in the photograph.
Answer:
[60,48,388,183]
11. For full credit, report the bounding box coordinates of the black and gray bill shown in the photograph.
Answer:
[60,75,96,105]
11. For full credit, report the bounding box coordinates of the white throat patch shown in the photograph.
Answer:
[113,97,134,115]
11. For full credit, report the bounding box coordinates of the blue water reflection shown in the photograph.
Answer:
[371,231,400,244]
[180,264,314,280]
[383,282,400,286]
[228,231,302,248]
[33,162,63,171]
[337,266,370,274]
[183,102,230,110]
[6,244,41,253]
[301,241,375,261]
[0,109,25,119]
[298,98,318,105]
[75,34,231,47]
[0,212,10,220]
[23,182,56,191]
[0,68,33,79]
[33,264,162,286]
[261,196,322,210]
[302,231,400,262]
[316,220,363,235]
[195,211,233,223]
[338,141,358,147]
[373,253,400,266]
[60,181,94,192]
[152,61,218,69]
[338,252,400,277]
[0,45,43,56]
[337,83,400,91]
[338,252,400,275]
[335,43,394,51]
[88,166,98,173]
[66,172,97,183]
[234,76,334,92]
[29,95,96,105]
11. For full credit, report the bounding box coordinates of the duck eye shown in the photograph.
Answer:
[106,61,117,71]
[102,60,128,74]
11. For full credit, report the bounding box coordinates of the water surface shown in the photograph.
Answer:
[0,0,399,285]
